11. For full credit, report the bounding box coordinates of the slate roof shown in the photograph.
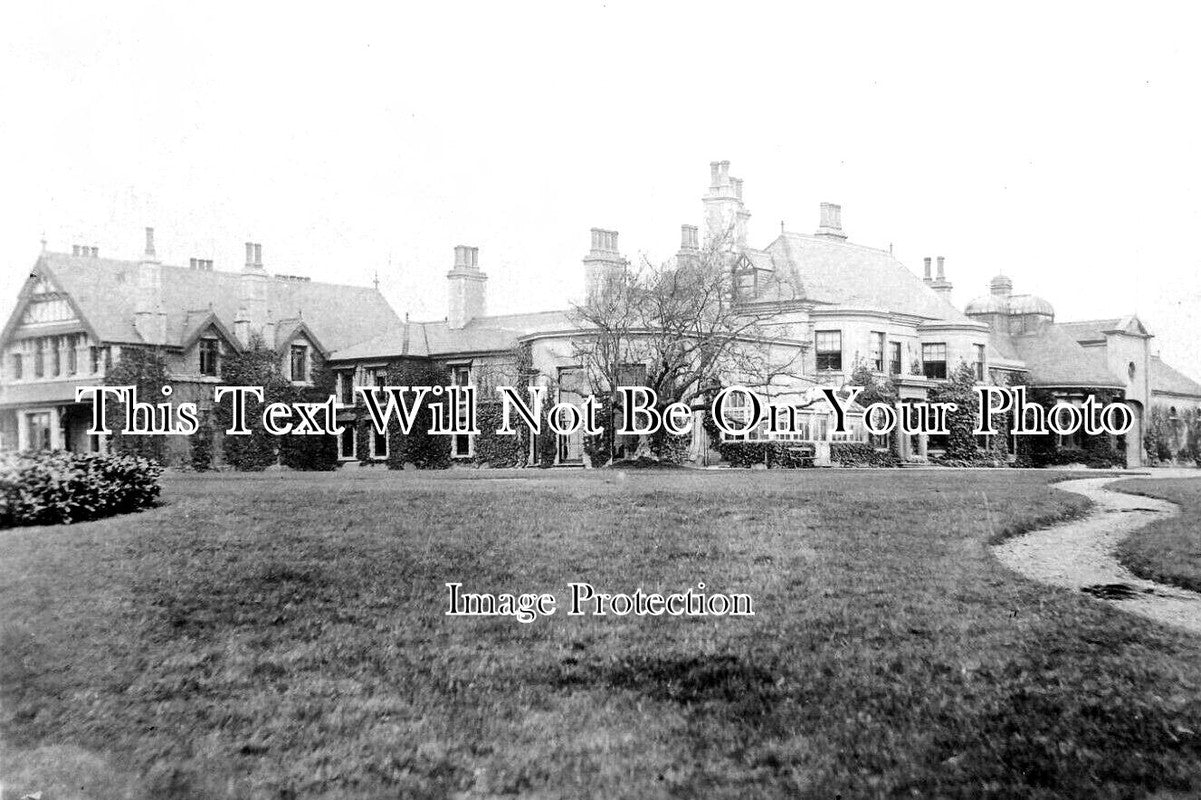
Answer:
[763,233,974,322]
[330,309,573,361]
[31,251,399,353]
[1152,355,1201,398]
[1056,318,1121,344]
[1000,324,1126,389]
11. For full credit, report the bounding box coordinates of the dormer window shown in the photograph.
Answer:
[290,344,309,382]
[199,339,220,377]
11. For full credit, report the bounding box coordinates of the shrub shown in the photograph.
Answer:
[379,360,452,469]
[190,417,215,472]
[830,442,902,467]
[471,402,528,468]
[0,451,162,527]
[716,441,816,468]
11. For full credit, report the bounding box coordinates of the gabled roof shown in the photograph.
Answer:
[179,310,240,352]
[1151,355,1201,398]
[23,251,400,353]
[1001,324,1126,389]
[762,233,973,322]
[1058,316,1151,344]
[274,318,327,354]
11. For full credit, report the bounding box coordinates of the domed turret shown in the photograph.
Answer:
[964,274,1054,333]
[965,274,1013,316]
[1007,294,1055,319]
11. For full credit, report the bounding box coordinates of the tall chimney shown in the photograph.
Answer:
[923,257,933,284]
[815,202,847,240]
[680,224,699,251]
[447,245,487,329]
[929,255,953,300]
[238,240,270,346]
[703,160,750,250]
[583,228,628,305]
[134,226,166,344]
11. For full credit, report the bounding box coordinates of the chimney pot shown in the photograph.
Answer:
[454,244,476,269]
[245,242,254,267]
[144,227,156,259]
[815,202,847,240]
[923,257,932,281]
[253,243,262,268]
[936,256,946,280]
[681,224,699,251]
[72,245,80,256]
[91,247,98,258]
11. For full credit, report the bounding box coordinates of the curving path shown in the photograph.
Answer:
[993,473,1201,636]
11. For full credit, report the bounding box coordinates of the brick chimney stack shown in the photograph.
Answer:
[237,239,270,346]
[583,228,627,305]
[929,255,953,300]
[134,226,167,344]
[447,245,487,329]
[814,202,847,240]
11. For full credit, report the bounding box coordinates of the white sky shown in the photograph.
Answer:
[2,2,1199,376]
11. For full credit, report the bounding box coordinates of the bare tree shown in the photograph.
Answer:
[569,235,807,460]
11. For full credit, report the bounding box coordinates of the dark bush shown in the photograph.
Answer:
[717,441,816,468]
[830,442,902,467]
[471,402,527,467]
[0,451,162,527]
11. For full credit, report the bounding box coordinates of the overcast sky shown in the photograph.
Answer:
[2,3,1199,376]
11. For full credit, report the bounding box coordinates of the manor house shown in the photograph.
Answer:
[2,161,1198,468]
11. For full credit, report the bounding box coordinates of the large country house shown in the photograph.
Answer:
[0,229,398,461]
[3,162,1199,468]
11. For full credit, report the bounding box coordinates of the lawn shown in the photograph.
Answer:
[1114,477,1201,594]
[3,469,1201,799]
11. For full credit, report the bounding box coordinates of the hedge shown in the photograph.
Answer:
[0,451,162,527]
[829,442,902,467]
[716,441,817,469]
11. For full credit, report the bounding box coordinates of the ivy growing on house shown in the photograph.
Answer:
[215,336,297,471]
[104,346,171,464]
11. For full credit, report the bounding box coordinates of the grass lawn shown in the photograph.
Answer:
[3,469,1201,799]
[1114,477,1201,594]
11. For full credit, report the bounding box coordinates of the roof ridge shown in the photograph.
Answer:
[775,232,894,257]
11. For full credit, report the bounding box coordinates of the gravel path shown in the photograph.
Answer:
[993,473,1201,636]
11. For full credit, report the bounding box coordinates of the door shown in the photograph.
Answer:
[556,366,587,465]
[25,411,52,451]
